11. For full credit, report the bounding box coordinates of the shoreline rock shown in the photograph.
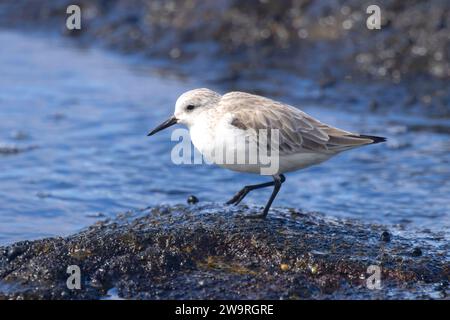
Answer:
[0,0,449,116]
[0,204,448,299]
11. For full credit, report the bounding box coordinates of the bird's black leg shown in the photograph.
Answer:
[246,174,285,219]
[226,180,275,205]
[227,174,286,219]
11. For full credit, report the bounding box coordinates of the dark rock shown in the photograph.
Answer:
[187,195,199,204]
[6,244,26,261]
[0,204,447,300]
[380,231,391,242]
[411,247,423,257]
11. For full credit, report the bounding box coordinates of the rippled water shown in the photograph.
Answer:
[0,31,449,245]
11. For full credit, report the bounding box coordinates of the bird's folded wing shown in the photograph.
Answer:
[222,92,374,155]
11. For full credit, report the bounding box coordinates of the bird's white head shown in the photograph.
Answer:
[147,88,221,136]
[174,88,221,127]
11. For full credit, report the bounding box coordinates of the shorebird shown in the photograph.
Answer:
[148,88,386,218]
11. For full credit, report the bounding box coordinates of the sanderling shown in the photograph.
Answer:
[148,88,386,218]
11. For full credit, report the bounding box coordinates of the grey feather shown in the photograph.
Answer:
[222,92,376,155]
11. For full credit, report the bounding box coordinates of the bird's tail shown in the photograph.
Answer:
[353,134,387,144]
[325,133,386,152]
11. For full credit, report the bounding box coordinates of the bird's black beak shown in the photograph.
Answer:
[147,116,178,136]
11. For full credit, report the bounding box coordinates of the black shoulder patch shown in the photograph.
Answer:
[231,118,247,130]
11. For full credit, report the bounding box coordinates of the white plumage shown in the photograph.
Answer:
[148,88,386,218]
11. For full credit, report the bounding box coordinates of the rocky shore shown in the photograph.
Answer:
[0,0,448,300]
[0,204,448,299]
[1,0,449,116]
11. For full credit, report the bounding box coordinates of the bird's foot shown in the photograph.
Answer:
[226,187,249,205]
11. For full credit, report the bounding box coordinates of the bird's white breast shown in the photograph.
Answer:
[189,111,334,175]
[189,112,245,166]
[188,111,217,156]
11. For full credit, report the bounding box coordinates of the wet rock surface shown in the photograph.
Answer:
[0,204,448,299]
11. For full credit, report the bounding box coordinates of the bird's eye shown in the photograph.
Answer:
[186,104,196,111]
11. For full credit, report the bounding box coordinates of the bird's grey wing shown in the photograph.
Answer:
[222,92,374,155]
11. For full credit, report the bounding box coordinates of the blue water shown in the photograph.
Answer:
[0,31,449,245]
